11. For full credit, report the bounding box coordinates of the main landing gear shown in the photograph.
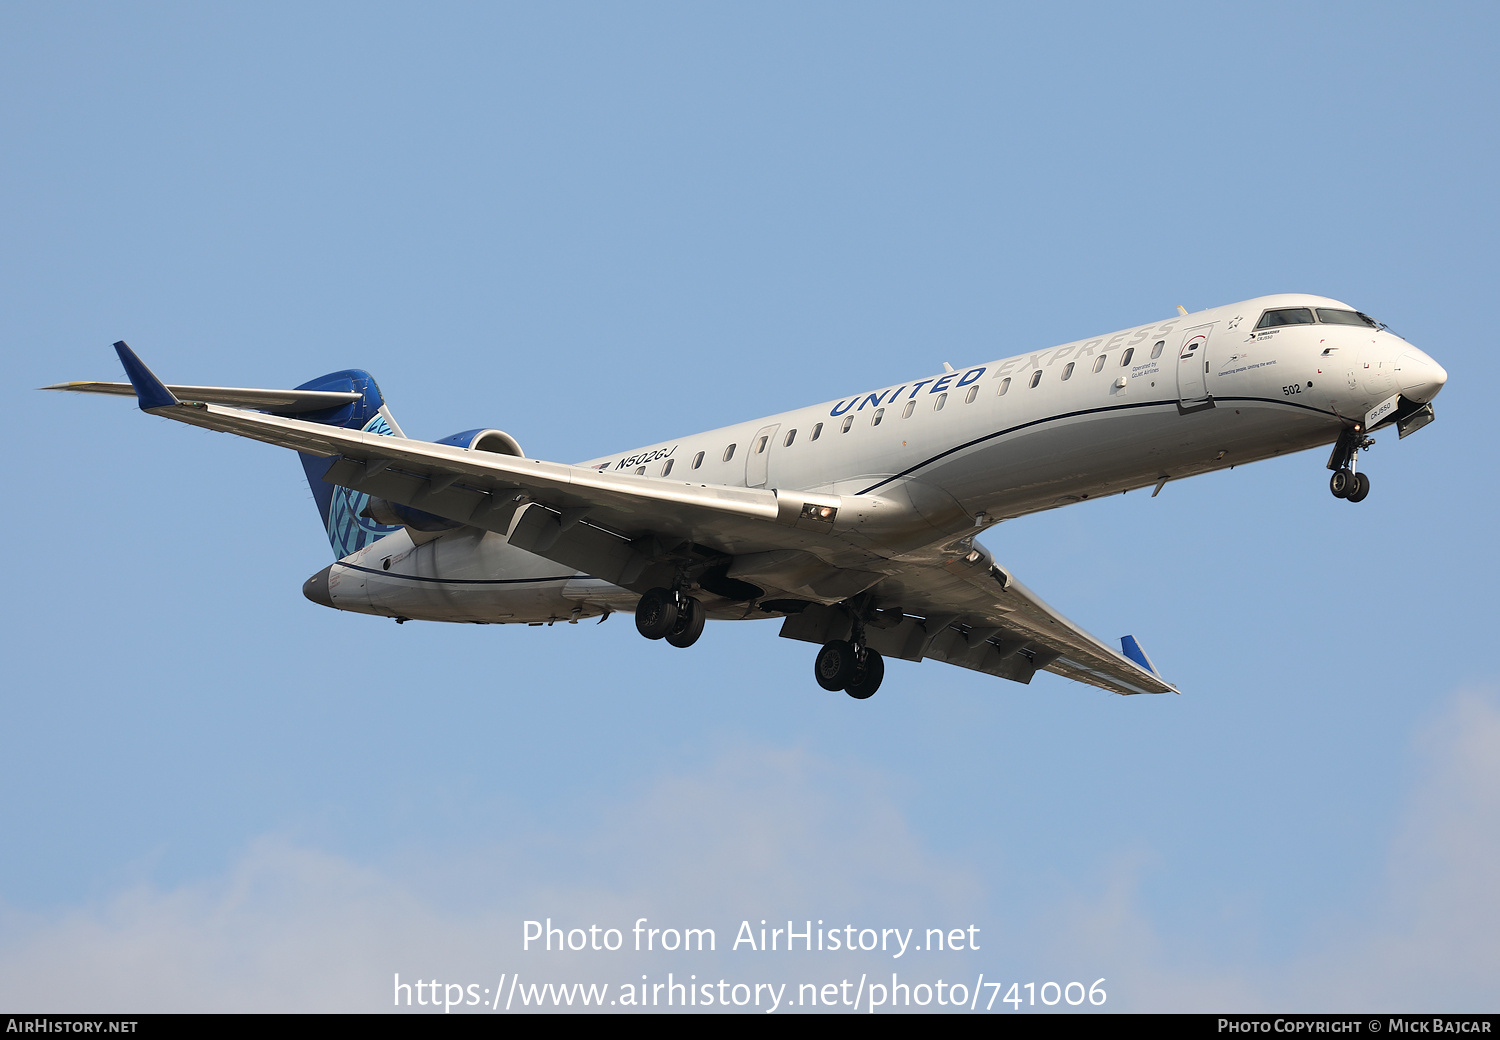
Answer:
[635,587,706,649]
[814,639,885,699]
[1327,425,1374,503]
[808,597,887,700]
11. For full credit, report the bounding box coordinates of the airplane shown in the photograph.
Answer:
[47,293,1447,700]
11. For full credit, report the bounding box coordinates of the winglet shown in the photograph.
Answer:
[112,341,180,411]
[1120,634,1160,677]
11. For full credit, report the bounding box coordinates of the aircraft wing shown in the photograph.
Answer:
[54,343,1174,697]
[51,345,880,579]
[775,543,1177,696]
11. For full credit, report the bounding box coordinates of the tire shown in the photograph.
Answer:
[665,595,706,648]
[814,640,858,691]
[1347,471,1371,503]
[1330,469,1353,499]
[634,588,678,640]
[845,649,884,700]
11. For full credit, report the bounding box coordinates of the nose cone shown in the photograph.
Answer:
[1397,349,1448,404]
[303,565,335,608]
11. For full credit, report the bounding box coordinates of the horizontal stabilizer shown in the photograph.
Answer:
[43,378,362,413]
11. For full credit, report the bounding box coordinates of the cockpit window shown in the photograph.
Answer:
[1256,308,1314,329]
[1316,308,1378,328]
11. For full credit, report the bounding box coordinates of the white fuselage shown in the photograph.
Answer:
[321,293,1445,623]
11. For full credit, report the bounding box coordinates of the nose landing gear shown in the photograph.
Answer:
[1329,468,1370,502]
[1327,425,1374,503]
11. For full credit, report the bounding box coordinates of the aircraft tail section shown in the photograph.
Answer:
[291,370,405,559]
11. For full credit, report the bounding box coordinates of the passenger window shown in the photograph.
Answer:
[1256,307,1314,329]
[692,451,704,469]
[1120,347,1134,366]
[997,377,1010,396]
[1093,355,1106,373]
[784,429,796,447]
[1028,370,1042,389]
[871,407,884,426]
[841,415,853,433]
[662,459,674,477]
[1151,340,1164,359]
[902,400,914,418]
[1062,362,1075,380]
[723,444,736,462]
[635,466,645,475]
[934,393,947,411]
[811,423,822,440]
[756,436,768,454]
[965,385,978,403]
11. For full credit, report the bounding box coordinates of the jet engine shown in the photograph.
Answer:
[435,428,525,456]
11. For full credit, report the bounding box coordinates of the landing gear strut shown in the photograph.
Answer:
[844,648,884,700]
[1327,425,1374,503]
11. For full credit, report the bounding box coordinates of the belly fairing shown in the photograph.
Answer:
[328,526,623,623]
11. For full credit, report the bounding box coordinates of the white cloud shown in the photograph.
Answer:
[5,692,1496,1013]
[1291,687,1500,1007]
[1033,687,1500,1011]
[0,745,981,1012]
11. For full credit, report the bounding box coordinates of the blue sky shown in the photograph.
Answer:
[2,2,1496,1012]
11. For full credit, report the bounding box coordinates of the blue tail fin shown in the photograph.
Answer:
[290,370,404,559]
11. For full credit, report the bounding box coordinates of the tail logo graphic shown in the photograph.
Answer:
[326,414,399,557]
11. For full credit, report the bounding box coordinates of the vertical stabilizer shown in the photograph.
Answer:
[289,370,404,558]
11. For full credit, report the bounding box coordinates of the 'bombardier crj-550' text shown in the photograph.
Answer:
[50,294,1445,699]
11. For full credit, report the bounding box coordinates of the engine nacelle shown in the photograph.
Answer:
[436,428,524,457]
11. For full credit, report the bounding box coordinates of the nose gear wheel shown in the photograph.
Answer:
[1326,426,1375,503]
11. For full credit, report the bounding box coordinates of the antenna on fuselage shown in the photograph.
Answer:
[1176,305,1189,316]
[942,362,955,374]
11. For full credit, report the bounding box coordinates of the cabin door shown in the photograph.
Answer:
[746,424,780,488]
[1176,323,1215,409]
